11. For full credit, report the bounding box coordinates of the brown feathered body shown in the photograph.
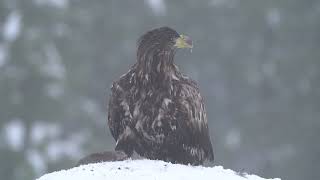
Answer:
[108,27,214,165]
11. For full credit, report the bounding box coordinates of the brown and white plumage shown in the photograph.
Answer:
[108,27,214,165]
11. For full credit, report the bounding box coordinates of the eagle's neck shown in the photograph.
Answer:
[136,49,179,85]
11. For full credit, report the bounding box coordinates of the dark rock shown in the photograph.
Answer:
[77,150,128,166]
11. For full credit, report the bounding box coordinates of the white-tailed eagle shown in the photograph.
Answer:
[108,27,214,165]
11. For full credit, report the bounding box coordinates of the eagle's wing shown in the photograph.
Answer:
[108,78,138,156]
[108,67,138,143]
[167,80,214,163]
[107,74,214,164]
[107,82,123,141]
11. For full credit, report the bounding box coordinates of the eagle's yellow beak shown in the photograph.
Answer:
[174,34,193,49]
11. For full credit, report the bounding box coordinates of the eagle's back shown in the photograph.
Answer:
[108,66,214,165]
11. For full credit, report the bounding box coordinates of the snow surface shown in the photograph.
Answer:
[37,159,281,180]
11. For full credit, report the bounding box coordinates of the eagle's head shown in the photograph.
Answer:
[137,27,193,63]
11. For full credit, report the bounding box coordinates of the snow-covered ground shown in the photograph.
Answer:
[37,159,280,180]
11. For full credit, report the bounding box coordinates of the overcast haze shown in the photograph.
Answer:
[0,0,319,180]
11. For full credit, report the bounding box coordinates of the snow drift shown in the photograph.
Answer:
[37,159,280,180]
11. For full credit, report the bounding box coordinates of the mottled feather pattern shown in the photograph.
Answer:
[107,27,214,165]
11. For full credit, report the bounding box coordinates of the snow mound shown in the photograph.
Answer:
[37,159,280,180]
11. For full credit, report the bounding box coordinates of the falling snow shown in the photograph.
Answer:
[145,0,166,16]
[3,11,22,42]
[3,119,25,151]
